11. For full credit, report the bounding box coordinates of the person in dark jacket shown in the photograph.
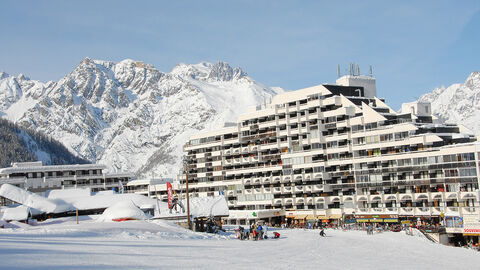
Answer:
[319,229,326,237]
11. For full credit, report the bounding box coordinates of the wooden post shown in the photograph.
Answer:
[185,163,191,230]
[76,209,79,224]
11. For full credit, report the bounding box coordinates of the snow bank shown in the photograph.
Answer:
[97,201,147,222]
[2,205,29,221]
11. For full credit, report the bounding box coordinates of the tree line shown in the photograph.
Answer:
[0,118,88,168]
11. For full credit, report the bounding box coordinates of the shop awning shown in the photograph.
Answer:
[294,214,308,220]
[328,214,342,219]
[305,215,316,220]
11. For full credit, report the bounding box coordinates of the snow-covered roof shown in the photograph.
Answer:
[0,163,106,175]
[0,184,229,219]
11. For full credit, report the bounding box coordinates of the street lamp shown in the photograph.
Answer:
[183,156,191,230]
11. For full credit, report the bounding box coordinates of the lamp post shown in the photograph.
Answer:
[183,157,191,230]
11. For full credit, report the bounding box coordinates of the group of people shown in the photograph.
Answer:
[236,223,280,240]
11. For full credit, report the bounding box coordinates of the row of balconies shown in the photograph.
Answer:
[240,173,330,185]
[228,191,479,205]
[354,206,478,216]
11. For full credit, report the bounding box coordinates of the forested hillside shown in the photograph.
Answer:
[0,118,87,168]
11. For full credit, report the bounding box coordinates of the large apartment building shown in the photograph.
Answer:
[180,74,480,230]
[0,161,133,200]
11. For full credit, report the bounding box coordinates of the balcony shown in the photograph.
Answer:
[414,193,429,202]
[399,207,414,216]
[415,207,431,216]
[399,194,413,202]
[281,176,292,183]
[304,185,313,192]
[271,176,281,184]
[273,187,282,194]
[446,207,459,215]
[431,207,442,215]
[369,195,383,203]
[461,207,477,214]
[312,184,324,192]
[314,197,325,204]
[384,207,399,214]
[444,192,458,201]
[383,194,397,202]
[253,178,262,185]
[460,191,478,201]
[282,186,293,194]
[263,187,272,194]
[293,174,303,183]
[306,197,314,205]
[262,177,271,185]
[295,197,305,205]
[253,188,263,194]
[356,195,368,203]
[430,192,443,201]
[283,198,294,206]
[272,198,283,205]
[226,190,235,196]
[293,186,304,193]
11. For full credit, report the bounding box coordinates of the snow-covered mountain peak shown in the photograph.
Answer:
[465,71,480,89]
[170,61,247,82]
[0,58,281,179]
[418,72,480,135]
[0,72,8,80]
[207,61,247,81]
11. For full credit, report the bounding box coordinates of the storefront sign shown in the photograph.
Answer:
[383,218,399,223]
[462,214,480,235]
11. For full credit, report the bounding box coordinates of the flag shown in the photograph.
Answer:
[167,182,173,208]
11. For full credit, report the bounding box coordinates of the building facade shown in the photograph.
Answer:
[0,161,133,203]
[180,75,480,230]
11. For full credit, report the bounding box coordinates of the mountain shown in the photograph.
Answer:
[0,118,88,168]
[0,59,282,178]
[418,71,480,135]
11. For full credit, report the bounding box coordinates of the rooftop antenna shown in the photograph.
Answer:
[357,64,360,76]
[369,65,373,77]
[349,63,352,76]
[337,64,341,78]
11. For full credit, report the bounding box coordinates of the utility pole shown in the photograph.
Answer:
[184,157,191,230]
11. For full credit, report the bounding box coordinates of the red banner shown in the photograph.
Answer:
[167,182,173,208]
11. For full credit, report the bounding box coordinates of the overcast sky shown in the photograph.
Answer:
[1,0,479,108]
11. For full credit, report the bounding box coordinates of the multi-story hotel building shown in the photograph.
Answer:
[0,161,133,199]
[180,74,480,229]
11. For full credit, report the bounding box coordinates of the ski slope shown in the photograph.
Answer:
[0,217,479,269]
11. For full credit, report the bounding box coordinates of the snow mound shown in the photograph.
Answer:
[97,200,147,222]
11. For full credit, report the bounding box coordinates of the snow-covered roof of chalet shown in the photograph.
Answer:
[0,184,229,219]
[0,161,106,175]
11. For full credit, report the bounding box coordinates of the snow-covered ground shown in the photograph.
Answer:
[1,217,479,269]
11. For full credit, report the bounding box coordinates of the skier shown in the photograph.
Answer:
[319,229,326,237]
